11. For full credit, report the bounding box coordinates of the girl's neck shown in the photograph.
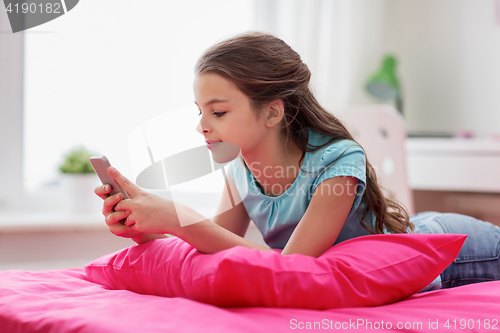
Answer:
[242,131,304,197]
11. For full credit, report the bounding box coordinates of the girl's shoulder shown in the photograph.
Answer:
[302,128,366,183]
[306,128,365,163]
[305,128,367,189]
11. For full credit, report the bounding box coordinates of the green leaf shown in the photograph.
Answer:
[59,146,96,174]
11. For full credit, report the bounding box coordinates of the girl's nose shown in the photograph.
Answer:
[196,120,212,136]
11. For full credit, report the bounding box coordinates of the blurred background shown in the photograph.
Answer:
[1,0,500,269]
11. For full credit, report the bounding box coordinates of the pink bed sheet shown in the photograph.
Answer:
[1,268,499,333]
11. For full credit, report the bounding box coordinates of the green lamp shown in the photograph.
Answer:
[366,55,403,114]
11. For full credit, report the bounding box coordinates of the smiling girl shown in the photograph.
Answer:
[96,32,500,289]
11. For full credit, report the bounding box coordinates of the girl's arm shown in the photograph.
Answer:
[281,176,358,257]
[174,176,357,256]
[173,165,272,253]
[106,167,272,252]
[210,166,251,238]
[168,207,272,253]
[105,167,356,257]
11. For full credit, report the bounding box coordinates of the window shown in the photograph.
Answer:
[22,0,254,194]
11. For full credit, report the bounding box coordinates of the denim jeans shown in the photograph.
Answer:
[411,211,500,288]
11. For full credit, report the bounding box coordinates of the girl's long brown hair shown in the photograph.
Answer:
[195,32,413,234]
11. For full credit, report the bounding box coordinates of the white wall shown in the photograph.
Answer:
[0,9,23,206]
[344,0,388,110]
[378,0,500,137]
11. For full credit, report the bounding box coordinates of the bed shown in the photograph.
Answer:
[1,233,499,332]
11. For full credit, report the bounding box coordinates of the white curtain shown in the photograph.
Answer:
[254,0,387,114]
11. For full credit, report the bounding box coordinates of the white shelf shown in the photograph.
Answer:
[407,137,500,155]
[406,138,500,193]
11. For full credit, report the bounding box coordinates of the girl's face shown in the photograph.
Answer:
[193,73,267,157]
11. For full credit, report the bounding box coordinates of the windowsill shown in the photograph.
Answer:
[0,185,105,233]
[0,188,268,271]
[0,188,220,233]
[0,210,105,233]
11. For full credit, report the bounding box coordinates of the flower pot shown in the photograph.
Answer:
[59,174,101,213]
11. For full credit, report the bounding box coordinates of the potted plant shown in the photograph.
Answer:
[59,147,100,213]
[59,147,96,174]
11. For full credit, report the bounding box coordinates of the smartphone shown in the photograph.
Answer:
[89,156,130,199]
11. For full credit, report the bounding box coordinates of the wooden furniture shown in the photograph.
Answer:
[340,105,415,215]
[406,137,500,225]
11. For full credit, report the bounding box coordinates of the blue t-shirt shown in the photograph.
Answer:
[229,128,376,249]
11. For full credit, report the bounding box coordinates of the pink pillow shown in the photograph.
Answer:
[85,234,465,309]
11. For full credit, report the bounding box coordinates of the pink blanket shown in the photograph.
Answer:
[1,268,499,332]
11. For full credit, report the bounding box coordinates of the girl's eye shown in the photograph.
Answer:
[197,111,226,117]
[213,112,226,118]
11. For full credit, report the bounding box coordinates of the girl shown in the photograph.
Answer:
[95,32,500,289]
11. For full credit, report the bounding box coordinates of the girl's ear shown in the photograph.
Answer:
[264,100,285,128]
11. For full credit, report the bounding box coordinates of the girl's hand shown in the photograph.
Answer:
[108,167,181,235]
[95,182,145,242]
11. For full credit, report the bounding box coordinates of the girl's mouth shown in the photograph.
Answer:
[207,141,222,150]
